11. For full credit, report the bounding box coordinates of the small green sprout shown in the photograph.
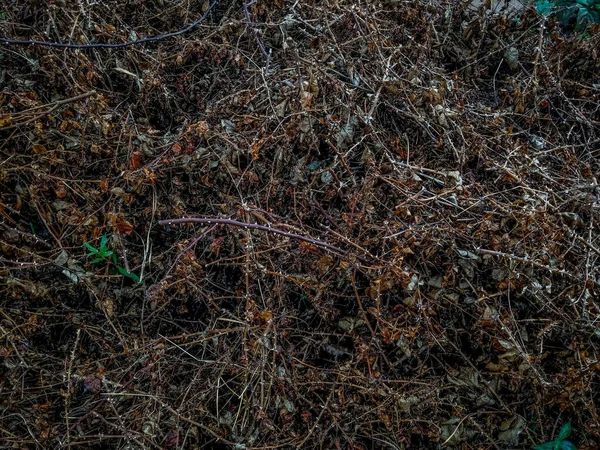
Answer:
[533,423,576,450]
[114,265,141,283]
[85,234,113,264]
[84,234,141,283]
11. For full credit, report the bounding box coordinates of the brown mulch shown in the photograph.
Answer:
[1,0,599,448]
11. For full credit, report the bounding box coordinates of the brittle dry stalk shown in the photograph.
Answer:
[158,217,350,258]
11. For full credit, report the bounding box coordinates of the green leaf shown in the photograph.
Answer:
[99,234,109,252]
[536,0,555,15]
[578,6,600,24]
[90,257,104,264]
[558,423,572,440]
[536,0,600,31]
[533,442,557,450]
[112,253,117,264]
[84,243,99,254]
[556,4,580,23]
[560,440,577,450]
[116,266,141,283]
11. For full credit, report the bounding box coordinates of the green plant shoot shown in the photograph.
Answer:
[536,0,600,31]
[532,423,576,450]
[84,234,140,283]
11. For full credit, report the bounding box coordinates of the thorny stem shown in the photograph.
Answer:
[475,247,599,287]
[0,1,216,49]
[158,217,352,258]
[66,329,81,450]
[243,0,271,70]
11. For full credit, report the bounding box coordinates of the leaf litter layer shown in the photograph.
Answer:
[0,0,599,449]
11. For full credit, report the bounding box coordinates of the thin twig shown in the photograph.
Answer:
[66,329,81,450]
[8,90,97,116]
[0,1,216,49]
[158,217,351,258]
[295,381,336,448]
[1,91,96,131]
[31,199,63,249]
[0,222,52,248]
[165,223,219,278]
[243,0,271,70]
[475,247,596,285]
[568,229,600,258]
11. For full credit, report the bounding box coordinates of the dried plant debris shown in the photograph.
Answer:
[1,0,599,449]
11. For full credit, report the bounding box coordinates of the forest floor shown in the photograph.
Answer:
[1,1,599,449]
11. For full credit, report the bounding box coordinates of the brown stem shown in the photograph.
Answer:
[158,217,351,258]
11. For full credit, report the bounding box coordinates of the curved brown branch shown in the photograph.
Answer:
[158,217,351,258]
[0,1,216,49]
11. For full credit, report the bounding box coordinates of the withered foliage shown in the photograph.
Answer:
[1,0,599,449]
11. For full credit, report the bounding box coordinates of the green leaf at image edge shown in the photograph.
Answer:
[535,0,600,31]
[536,0,554,15]
[532,442,556,450]
[560,440,576,450]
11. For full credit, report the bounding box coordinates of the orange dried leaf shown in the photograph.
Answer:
[190,120,209,135]
[171,142,182,154]
[299,241,317,254]
[301,91,313,109]
[316,256,333,275]
[201,174,213,187]
[259,309,273,324]
[130,151,141,170]
[0,115,12,127]
[116,219,134,235]
[250,138,267,160]
[143,169,157,184]
[32,144,47,154]
[55,183,67,199]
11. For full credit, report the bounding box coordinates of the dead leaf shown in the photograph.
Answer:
[55,183,67,198]
[116,218,134,235]
[32,144,47,154]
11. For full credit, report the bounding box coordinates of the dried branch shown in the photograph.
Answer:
[0,1,216,49]
[243,0,272,70]
[158,217,351,258]
[475,247,596,285]
[1,91,96,131]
